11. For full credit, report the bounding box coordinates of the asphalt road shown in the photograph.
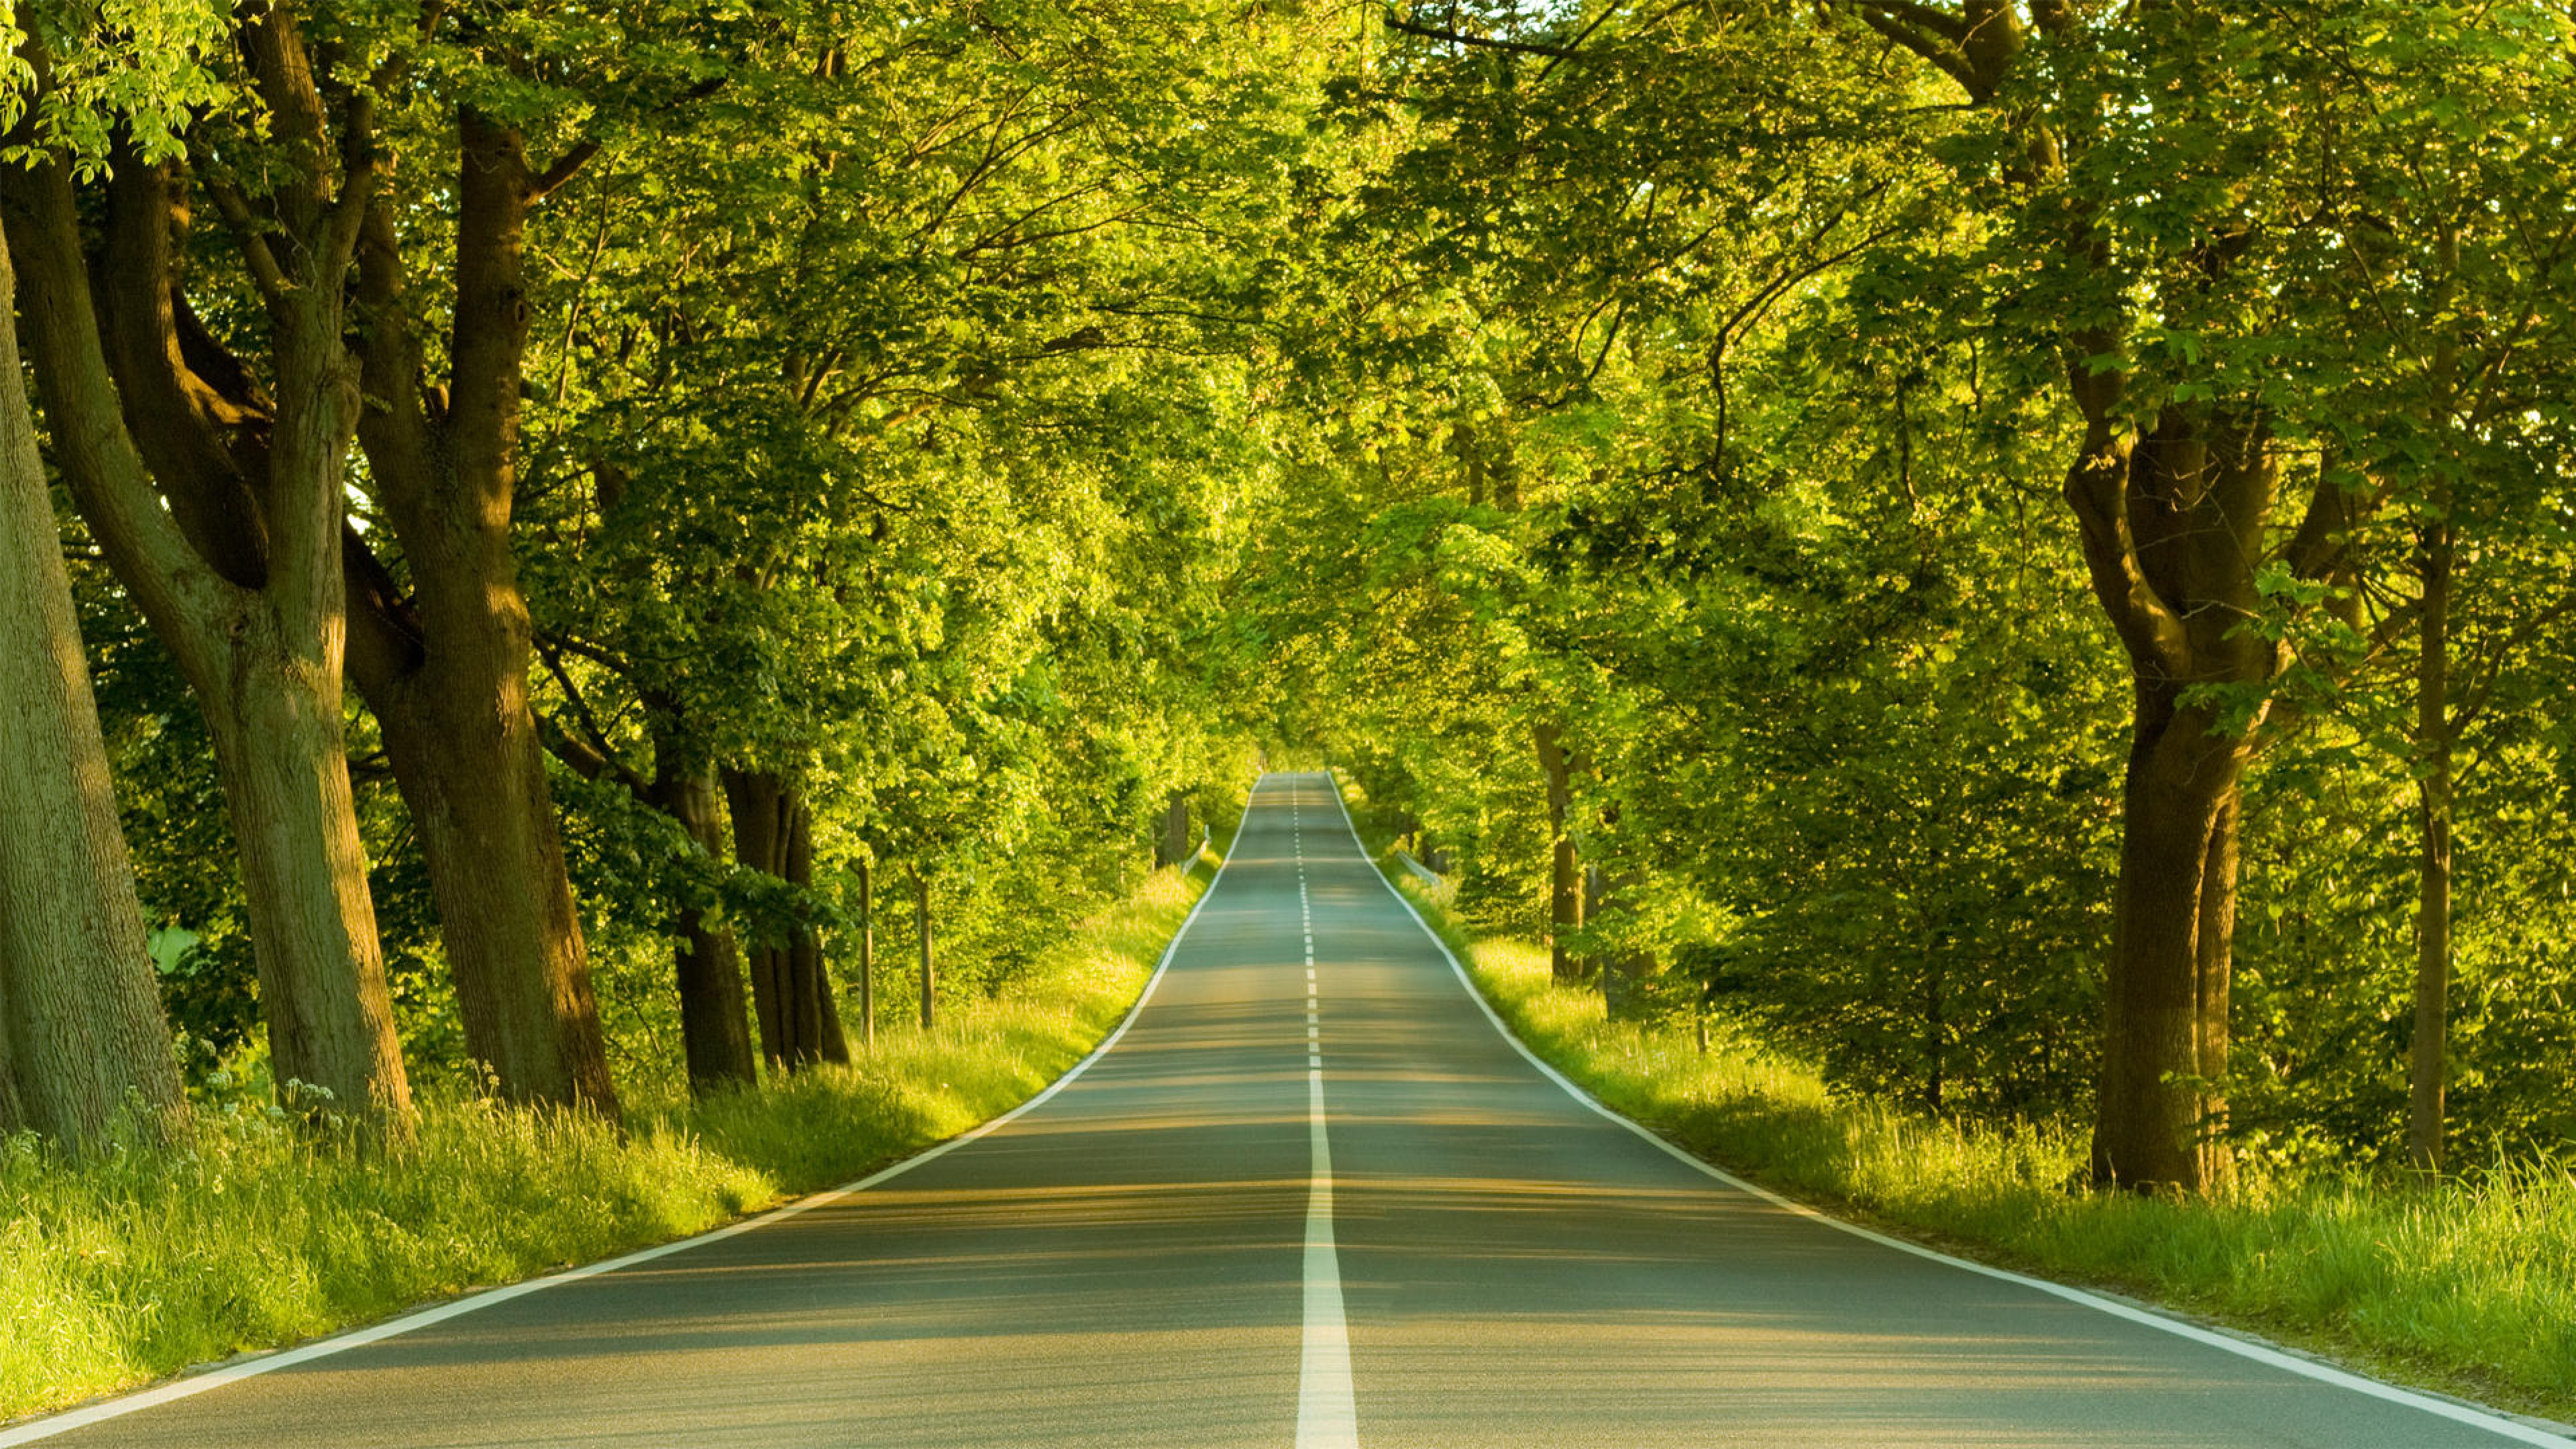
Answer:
[11,771,2565,1448]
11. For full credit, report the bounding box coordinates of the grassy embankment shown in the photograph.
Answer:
[1336,785,2576,1428]
[0,844,1219,1426]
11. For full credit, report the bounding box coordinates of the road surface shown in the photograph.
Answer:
[9,771,2563,1448]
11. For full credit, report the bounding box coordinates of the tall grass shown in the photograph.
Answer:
[1385,870,2576,1425]
[0,855,1209,1426]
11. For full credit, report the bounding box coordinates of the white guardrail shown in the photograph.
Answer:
[1392,847,1456,905]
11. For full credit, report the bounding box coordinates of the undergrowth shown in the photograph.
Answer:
[0,849,1211,1425]
[1338,783,2576,1426]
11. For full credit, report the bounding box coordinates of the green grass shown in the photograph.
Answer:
[0,851,1212,1426]
[1358,839,2576,1427]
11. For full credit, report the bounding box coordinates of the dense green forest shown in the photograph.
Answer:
[4,0,2575,1218]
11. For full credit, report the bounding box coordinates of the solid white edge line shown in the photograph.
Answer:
[1317,769,2575,1449]
[0,805,1254,1449]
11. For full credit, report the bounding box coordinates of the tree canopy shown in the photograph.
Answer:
[5,0,2575,1190]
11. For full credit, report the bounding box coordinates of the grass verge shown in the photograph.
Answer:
[0,848,1216,1426]
[1334,784,2576,1428]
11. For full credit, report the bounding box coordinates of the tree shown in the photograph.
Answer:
[2259,9,2576,1169]
[3,5,414,1127]
[0,213,184,1149]
[514,0,1301,1071]
[1778,0,2395,1188]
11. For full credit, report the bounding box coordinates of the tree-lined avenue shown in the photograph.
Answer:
[5,774,2561,1448]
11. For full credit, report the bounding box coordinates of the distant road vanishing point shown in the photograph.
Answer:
[9,772,2566,1449]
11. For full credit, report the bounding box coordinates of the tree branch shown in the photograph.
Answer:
[0,146,237,655]
[2063,435,2194,682]
[1384,13,1586,60]
[97,153,275,588]
[535,637,649,798]
[1853,9,1976,94]
[199,178,292,307]
[527,140,601,204]
[1854,0,1967,43]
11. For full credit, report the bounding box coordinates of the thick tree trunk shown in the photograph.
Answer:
[205,636,415,1123]
[735,776,787,1067]
[649,753,757,1095]
[1157,792,1193,867]
[2092,710,2243,1188]
[855,857,876,1049]
[372,680,615,1114]
[786,803,851,1065]
[729,771,790,1065]
[350,109,619,1120]
[723,769,847,1069]
[916,870,935,1031]
[2074,413,2278,1192]
[0,227,185,1150]
[1534,722,1584,981]
[0,127,414,1132]
[2408,522,2454,1173]
[0,1024,19,1136]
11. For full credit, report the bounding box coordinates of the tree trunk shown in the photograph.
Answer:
[0,1023,19,1136]
[0,225,186,1150]
[855,857,876,1049]
[2065,400,2293,1193]
[916,869,935,1031]
[1534,722,1584,981]
[205,637,416,1123]
[786,802,851,1065]
[1585,802,1659,1019]
[732,771,788,1069]
[371,680,615,1114]
[1579,860,1608,982]
[1157,791,1193,867]
[2408,521,2454,1173]
[2089,692,2249,1190]
[724,769,846,1069]
[649,752,757,1096]
[0,119,414,1132]
[348,108,619,1120]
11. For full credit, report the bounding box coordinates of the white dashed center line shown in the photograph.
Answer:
[1290,781,1354,1449]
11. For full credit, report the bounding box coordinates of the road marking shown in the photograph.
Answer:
[1290,774,1356,1448]
[0,819,1253,1449]
[1315,772,2575,1449]
[1287,777,1355,1447]
[1295,1061,1356,1448]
